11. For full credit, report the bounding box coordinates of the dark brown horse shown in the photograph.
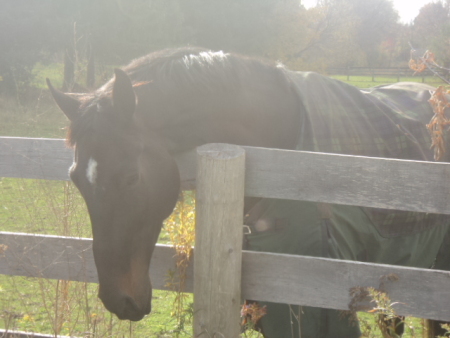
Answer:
[47,48,300,321]
[47,47,450,337]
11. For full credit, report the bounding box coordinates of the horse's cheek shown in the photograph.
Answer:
[144,158,180,220]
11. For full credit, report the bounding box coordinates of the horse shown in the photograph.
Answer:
[47,47,450,338]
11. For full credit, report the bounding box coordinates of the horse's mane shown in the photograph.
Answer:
[101,47,289,94]
[67,47,292,146]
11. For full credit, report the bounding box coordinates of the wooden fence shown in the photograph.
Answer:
[2,137,450,337]
[327,67,449,83]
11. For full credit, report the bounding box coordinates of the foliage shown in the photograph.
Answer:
[408,49,450,161]
[352,283,422,338]
[179,0,278,55]
[241,302,267,335]
[313,0,397,66]
[0,1,56,95]
[349,0,400,66]
[163,192,196,337]
[426,86,450,161]
[438,324,450,337]
[1,0,434,94]
[411,1,450,68]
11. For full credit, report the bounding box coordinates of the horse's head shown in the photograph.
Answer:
[47,70,180,321]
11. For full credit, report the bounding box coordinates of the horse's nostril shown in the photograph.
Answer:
[124,295,138,309]
[97,283,152,321]
[122,296,146,321]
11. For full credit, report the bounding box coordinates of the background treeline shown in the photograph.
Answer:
[1,0,450,95]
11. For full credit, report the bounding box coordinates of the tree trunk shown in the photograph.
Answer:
[62,44,75,92]
[86,41,95,89]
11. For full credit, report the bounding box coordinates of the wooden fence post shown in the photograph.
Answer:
[194,143,246,338]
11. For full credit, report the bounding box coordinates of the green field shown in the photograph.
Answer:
[0,71,446,337]
[331,74,447,88]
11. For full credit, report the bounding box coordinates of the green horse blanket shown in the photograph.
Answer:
[246,72,450,338]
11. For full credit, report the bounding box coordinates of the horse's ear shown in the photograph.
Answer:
[112,69,136,123]
[46,78,80,122]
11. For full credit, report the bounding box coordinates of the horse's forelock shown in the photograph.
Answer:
[65,96,101,147]
[66,111,94,148]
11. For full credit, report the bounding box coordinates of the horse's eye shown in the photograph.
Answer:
[125,173,139,187]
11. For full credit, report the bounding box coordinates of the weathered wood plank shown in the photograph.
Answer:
[0,232,96,283]
[0,233,450,320]
[244,146,450,214]
[0,329,78,338]
[2,232,450,321]
[194,144,246,338]
[0,232,193,292]
[241,250,450,322]
[0,137,72,181]
[161,145,450,215]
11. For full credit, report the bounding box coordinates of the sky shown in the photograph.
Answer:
[301,0,437,23]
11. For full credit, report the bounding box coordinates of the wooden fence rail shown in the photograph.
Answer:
[2,137,450,335]
[3,137,450,214]
[327,67,449,83]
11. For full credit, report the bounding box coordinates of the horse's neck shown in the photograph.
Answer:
[139,84,302,155]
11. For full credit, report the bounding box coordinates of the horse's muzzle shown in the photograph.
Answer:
[116,295,151,321]
[99,287,152,321]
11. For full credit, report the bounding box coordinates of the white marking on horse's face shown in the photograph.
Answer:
[86,157,98,185]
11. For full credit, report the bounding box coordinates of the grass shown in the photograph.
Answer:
[0,68,447,337]
[32,62,65,89]
[0,91,67,139]
[0,176,195,337]
[330,74,447,88]
[1,275,192,337]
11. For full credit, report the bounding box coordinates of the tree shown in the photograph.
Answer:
[302,1,365,68]
[412,1,450,67]
[0,0,188,93]
[178,0,279,56]
[313,0,399,67]
[350,0,400,66]
[0,1,57,94]
[265,0,399,70]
